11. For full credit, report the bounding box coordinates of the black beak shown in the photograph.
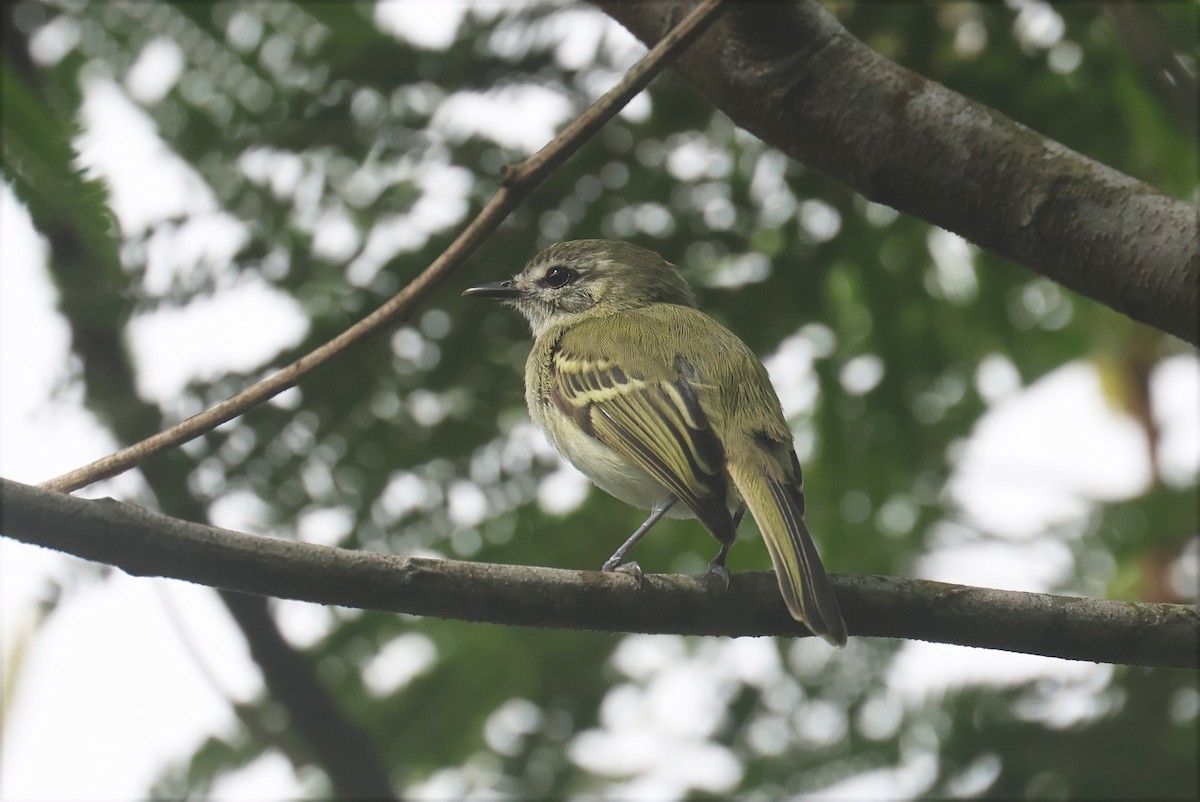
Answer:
[462,280,521,300]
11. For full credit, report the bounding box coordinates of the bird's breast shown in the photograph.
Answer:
[537,401,696,518]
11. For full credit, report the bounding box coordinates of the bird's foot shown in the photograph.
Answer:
[705,559,731,591]
[603,559,644,585]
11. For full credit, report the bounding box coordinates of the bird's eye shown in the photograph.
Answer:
[542,266,576,289]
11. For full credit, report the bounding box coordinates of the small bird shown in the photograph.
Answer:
[464,240,847,645]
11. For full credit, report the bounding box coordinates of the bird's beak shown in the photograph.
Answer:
[462,280,522,300]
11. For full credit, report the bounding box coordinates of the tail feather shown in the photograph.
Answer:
[729,461,847,646]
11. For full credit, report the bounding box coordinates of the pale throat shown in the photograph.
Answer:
[517,300,569,339]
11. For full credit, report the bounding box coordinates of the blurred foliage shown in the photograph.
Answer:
[3,0,1196,799]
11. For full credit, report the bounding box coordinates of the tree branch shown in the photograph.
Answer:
[593,0,1199,345]
[3,478,1194,670]
[37,0,729,494]
[218,591,398,800]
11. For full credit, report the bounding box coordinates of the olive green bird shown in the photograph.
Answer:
[464,240,847,645]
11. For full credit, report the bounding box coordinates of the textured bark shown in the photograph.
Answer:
[4,479,1195,669]
[593,0,1199,345]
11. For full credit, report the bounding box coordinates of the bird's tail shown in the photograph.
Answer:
[728,460,847,646]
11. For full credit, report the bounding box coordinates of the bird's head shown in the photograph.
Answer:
[463,240,697,337]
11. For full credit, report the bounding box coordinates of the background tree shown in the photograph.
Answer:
[2,1,1196,799]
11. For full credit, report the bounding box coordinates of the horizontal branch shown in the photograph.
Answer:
[2,478,1194,669]
[594,0,1199,345]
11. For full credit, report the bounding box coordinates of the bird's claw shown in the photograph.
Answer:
[706,560,731,591]
[603,560,644,585]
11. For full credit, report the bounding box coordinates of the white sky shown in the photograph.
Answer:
[2,2,1198,799]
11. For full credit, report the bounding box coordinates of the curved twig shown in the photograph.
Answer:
[39,0,729,494]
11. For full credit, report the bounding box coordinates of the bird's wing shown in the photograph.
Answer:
[550,332,730,523]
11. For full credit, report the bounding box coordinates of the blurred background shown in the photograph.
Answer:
[2,1,1197,798]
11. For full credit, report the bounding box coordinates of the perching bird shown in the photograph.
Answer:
[464,240,846,645]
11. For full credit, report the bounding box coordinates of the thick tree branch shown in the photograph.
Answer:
[3,478,1194,670]
[593,0,1199,345]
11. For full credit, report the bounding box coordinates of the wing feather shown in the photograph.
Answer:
[552,346,728,524]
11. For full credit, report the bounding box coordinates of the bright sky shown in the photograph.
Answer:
[2,2,1198,800]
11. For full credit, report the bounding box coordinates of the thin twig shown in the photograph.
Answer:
[40,0,728,494]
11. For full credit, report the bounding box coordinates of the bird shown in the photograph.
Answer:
[463,240,847,645]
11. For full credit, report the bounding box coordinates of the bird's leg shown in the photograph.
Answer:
[603,495,678,579]
[731,505,746,530]
[706,504,745,590]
